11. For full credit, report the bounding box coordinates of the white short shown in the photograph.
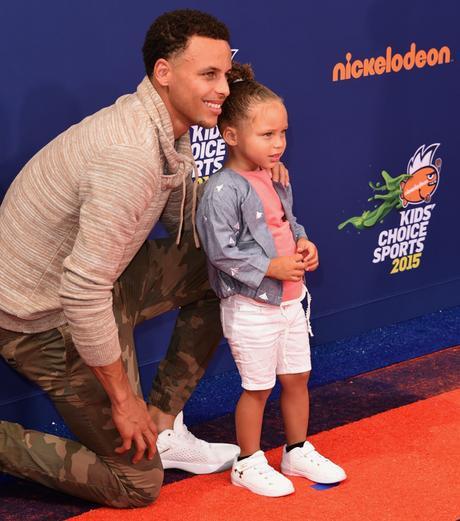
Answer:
[220,289,312,391]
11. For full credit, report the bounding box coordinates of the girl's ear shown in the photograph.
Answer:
[222,126,238,146]
[153,58,171,87]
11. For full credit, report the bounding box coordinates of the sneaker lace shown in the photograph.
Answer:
[175,422,209,447]
[256,462,276,476]
[242,458,275,476]
[304,449,330,464]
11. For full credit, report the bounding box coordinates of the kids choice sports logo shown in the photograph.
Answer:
[332,43,451,82]
[338,143,442,275]
[191,48,239,183]
[190,125,226,183]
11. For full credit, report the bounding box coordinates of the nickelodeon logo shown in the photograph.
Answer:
[332,43,451,82]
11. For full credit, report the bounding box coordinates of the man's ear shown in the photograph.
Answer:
[222,126,238,146]
[153,58,171,87]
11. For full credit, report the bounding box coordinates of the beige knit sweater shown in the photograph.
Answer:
[0,77,196,366]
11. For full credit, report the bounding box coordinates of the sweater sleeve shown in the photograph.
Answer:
[59,144,153,366]
[196,180,270,289]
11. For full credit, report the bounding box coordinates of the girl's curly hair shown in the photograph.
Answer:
[219,62,282,130]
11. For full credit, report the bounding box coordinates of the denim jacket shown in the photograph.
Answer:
[196,168,308,306]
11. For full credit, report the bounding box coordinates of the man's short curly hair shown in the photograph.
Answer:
[142,9,230,77]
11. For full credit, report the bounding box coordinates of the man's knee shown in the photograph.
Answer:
[117,468,163,508]
[108,457,164,508]
[121,483,161,509]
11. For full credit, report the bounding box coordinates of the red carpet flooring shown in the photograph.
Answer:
[68,388,460,521]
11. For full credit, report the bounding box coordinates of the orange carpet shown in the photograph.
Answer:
[68,389,460,521]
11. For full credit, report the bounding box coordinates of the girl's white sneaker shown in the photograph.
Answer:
[231,450,295,497]
[281,441,346,484]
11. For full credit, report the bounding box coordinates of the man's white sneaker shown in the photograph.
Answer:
[280,441,346,484]
[157,412,239,474]
[231,450,295,497]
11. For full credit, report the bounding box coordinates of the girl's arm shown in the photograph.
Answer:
[196,183,270,290]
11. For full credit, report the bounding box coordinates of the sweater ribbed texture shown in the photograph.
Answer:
[0,77,196,366]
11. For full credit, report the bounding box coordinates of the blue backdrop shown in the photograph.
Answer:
[1,0,459,427]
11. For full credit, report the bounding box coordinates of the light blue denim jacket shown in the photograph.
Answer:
[196,168,308,306]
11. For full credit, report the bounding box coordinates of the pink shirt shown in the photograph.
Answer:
[238,169,302,301]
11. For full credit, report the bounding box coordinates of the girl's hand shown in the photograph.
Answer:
[266,254,305,281]
[297,238,319,272]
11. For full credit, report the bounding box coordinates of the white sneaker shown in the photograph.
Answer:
[157,412,239,474]
[231,450,295,497]
[280,441,346,484]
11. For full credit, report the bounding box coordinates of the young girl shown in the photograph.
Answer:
[196,64,346,497]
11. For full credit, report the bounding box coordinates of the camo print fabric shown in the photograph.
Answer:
[0,233,222,507]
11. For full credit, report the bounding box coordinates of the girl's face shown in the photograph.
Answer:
[231,100,288,171]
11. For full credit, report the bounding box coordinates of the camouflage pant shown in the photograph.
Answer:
[0,233,222,507]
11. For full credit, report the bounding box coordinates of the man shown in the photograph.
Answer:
[0,10,239,507]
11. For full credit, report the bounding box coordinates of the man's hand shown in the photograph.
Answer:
[270,162,290,187]
[91,357,157,464]
[112,393,158,464]
[266,253,305,281]
[296,238,319,272]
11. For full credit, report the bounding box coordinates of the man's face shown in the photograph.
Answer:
[165,36,232,133]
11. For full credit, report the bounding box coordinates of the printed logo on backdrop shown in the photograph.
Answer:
[332,43,452,82]
[190,125,226,183]
[191,48,239,183]
[338,144,442,275]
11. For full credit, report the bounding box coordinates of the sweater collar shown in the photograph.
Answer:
[136,76,194,176]
[136,76,201,248]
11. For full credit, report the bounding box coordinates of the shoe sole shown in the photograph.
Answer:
[231,476,295,497]
[161,459,234,474]
[280,464,347,484]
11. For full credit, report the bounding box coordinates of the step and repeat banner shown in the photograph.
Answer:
[0,0,459,395]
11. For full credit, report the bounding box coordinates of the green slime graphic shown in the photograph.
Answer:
[338,170,411,230]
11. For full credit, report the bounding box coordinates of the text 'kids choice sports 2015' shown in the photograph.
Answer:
[339,143,442,275]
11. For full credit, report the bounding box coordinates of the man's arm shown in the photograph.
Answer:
[271,161,290,186]
[59,144,158,462]
[60,144,154,365]
[91,358,157,463]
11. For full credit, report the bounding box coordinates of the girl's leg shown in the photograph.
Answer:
[235,388,272,457]
[276,301,346,484]
[279,371,346,484]
[232,386,295,497]
[278,372,310,445]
